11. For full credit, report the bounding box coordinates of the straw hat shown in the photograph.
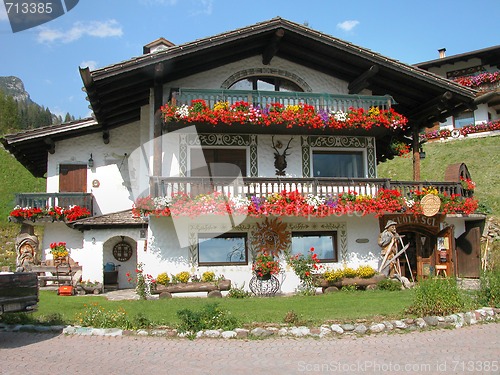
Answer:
[384,220,398,229]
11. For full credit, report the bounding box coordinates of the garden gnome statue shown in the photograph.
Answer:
[377,220,399,277]
[15,224,39,272]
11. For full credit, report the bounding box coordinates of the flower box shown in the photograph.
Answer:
[315,273,386,292]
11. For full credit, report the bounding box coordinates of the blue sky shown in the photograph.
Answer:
[1,0,499,120]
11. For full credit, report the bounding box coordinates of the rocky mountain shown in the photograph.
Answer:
[0,76,31,103]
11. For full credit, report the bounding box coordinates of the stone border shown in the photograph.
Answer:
[1,307,498,339]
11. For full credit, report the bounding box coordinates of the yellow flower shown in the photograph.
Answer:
[213,101,229,111]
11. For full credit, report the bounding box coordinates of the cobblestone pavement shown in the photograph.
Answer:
[1,323,499,375]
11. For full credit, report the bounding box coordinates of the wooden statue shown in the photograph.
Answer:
[377,220,400,277]
[15,224,39,272]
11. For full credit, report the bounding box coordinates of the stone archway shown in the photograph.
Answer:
[103,236,138,289]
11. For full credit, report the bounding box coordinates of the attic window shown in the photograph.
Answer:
[229,76,303,92]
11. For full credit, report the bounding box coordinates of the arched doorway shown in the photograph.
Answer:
[380,215,454,280]
[103,236,138,289]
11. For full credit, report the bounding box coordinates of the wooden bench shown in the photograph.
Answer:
[32,261,82,288]
[153,279,231,298]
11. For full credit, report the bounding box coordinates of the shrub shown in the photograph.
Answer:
[75,303,131,329]
[323,269,343,282]
[201,271,215,282]
[356,265,376,279]
[156,272,170,286]
[176,303,239,334]
[477,269,500,308]
[173,271,191,284]
[227,282,251,298]
[377,278,402,291]
[342,267,357,278]
[405,277,474,317]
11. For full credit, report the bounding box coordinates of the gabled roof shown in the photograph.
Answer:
[1,118,98,177]
[80,17,476,130]
[415,45,500,69]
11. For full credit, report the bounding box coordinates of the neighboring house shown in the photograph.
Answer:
[415,46,500,139]
[1,18,485,293]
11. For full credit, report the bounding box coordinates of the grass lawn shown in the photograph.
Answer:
[29,289,415,328]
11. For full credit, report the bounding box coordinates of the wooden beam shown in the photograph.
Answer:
[44,137,55,154]
[407,92,453,123]
[262,28,285,65]
[412,125,420,181]
[348,65,379,94]
[153,63,164,179]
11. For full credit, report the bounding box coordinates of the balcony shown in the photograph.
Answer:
[15,193,93,212]
[151,177,468,199]
[171,88,395,112]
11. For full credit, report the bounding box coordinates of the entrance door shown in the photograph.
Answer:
[400,231,434,280]
[456,227,481,278]
[59,164,87,192]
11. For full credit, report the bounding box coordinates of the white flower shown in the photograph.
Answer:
[175,104,189,118]
[331,110,348,122]
[306,194,325,208]
[230,195,250,209]
[154,196,172,209]
[404,198,415,207]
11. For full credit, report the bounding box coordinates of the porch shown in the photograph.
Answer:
[170,88,395,112]
[14,193,93,212]
[151,177,468,199]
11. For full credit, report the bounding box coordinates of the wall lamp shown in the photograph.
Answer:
[419,146,426,159]
[88,153,94,168]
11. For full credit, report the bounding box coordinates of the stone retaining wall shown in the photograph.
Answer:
[1,307,498,339]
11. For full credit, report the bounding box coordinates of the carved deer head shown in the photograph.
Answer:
[272,136,293,176]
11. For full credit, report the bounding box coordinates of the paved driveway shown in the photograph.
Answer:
[1,323,499,375]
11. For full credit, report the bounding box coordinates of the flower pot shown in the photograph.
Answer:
[256,273,272,281]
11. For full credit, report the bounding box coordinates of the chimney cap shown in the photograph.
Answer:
[143,37,176,54]
[438,48,446,58]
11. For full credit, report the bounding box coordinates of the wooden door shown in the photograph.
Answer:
[59,164,87,192]
[456,227,481,278]
[416,233,433,279]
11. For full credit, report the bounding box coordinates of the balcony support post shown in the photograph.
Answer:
[412,124,421,181]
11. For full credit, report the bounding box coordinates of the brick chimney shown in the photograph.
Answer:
[438,48,446,59]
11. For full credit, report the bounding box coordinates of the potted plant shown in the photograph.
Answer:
[252,251,281,280]
[50,242,68,265]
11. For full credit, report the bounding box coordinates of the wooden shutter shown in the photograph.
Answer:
[59,164,87,193]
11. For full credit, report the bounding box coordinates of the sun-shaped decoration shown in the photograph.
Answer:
[251,217,290,257]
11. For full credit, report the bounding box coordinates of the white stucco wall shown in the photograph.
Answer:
[47,121,141,215]
[145,214,382,294]
[162,55,353,97]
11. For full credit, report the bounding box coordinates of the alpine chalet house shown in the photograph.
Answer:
[415,45,500,140]
[2,18,483,293]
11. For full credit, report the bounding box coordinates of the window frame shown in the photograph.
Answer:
[197,232,248,266]
[290,231,338,263]
[189,146,248,177]
[311,148,367,178]
[228,76,304,92]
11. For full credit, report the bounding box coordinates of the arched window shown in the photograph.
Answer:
[229,76,304,92]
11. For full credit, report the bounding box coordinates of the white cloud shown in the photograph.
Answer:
[80,60,99,71]
[37,19,123,44]
[191,0,213,16]
[337,20,360,32]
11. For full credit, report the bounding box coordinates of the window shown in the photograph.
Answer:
[312,151,365,178]
[190,148,247,177]
[198,233,248,266]
[291,232,338,262]
[229,76,303,92]
[453,111,474,128]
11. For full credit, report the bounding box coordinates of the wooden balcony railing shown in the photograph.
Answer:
[15,193,94,212]
[151,177,468,199]
[171,88,395,112]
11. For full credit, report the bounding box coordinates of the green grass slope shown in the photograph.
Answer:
[378,135,500,217]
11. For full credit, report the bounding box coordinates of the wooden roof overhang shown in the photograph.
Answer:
[81,17,477,133]
[1,118,100,177]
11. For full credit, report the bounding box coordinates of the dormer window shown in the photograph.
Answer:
[229,76,303,92]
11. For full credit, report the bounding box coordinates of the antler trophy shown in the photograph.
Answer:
[271,136,293,176]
